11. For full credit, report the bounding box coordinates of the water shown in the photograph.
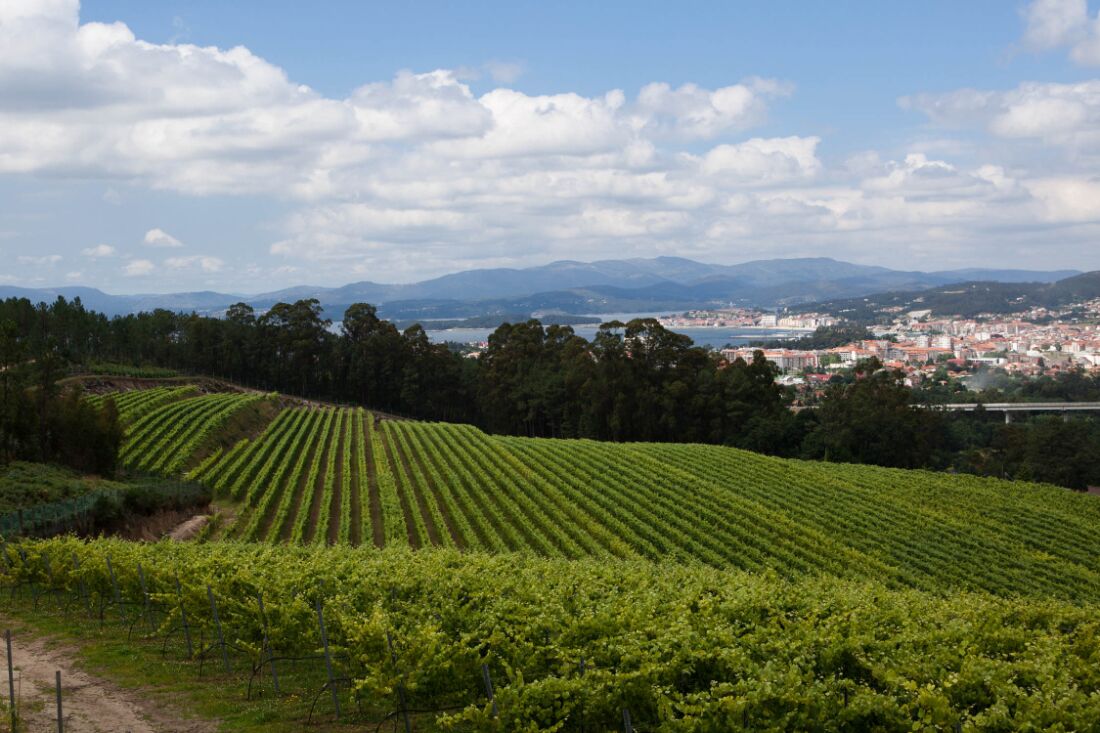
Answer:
[331,313,810,349]
[426,324,809,350]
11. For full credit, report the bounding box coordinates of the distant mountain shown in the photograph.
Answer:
[795,271,1100,322]
[0,257,1082,319]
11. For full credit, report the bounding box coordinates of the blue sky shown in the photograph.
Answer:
[3,0,1100,293]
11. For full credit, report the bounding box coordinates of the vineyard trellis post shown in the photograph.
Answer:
[174,572,194,658]
[54,670,63,733]
[206,585,231,674]
[137,562,152,631]
[481,663,498,718]
[385,630,411,733]
[256,592,280,693]
[71,554,90,618]
[5,629,15,733]
[42,554,60,611]
[105,554,123,619]
[314,598,341,719]
[18,548,38,607]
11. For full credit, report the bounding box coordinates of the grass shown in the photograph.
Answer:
[0,462,126,515]
[84,363,181,379]
[1,591,446,732]
[185,397,281,471]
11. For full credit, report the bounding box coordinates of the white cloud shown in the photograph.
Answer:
[143,228,183,248]
[1022,0,1100,65]
[701,136,822,184]
[123,259,155,276]
[1025,176,1100,221]
[65,271,82,280]
[81,244,116,257]
[634,78,791,139]
[164,255,224,272]
[901,80,1100,151]
[2,0,1099,281]
[17,254,62,265]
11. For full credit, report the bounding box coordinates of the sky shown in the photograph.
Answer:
[2,0,1100,294]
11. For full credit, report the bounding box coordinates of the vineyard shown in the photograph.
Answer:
[86,386,1100,603]
[3,384,1100,731]
[7,538,1100,731]
[84,384,197,423]
[119,391,265,474]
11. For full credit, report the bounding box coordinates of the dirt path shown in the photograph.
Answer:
[165,514,210,541]
[0,618,215,733]
[363,422,384,548]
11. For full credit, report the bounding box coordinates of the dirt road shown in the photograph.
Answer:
[1,619,214,733]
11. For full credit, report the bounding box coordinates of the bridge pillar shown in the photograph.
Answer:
[1004,411,1012,425]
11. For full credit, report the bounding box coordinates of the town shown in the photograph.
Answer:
[673,299,1100,389]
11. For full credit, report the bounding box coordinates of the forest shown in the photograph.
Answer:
[2,294,1099,488]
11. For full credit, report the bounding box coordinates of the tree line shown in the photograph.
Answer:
[2,295,1098,489]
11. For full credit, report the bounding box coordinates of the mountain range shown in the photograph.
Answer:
[794,271,1100,322]
[0,257,1082,321]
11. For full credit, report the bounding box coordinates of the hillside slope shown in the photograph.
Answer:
[112,390,1100,602]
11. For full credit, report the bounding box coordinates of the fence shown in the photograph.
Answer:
[0,541,649,732]
[0,478,209,539]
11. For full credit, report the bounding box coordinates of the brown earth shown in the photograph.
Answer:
[0,616,215,733]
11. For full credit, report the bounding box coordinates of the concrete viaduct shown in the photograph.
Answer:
[936,402,1100,423]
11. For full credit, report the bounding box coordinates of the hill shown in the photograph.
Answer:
[9,538,1100,731]
[105,385,1100,602]
[799,270,1100,322]
[0,257,1079,319]
[5,382,1100,731]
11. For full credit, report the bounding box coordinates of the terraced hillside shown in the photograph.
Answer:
[84,384,196,423]
[119,391,265,474]
[100,388,1100,602]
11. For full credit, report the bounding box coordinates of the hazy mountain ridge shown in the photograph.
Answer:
[795,271,1100,322]
[0,257,1081,319]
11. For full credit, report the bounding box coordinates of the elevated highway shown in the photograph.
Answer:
[936,402,1100,423]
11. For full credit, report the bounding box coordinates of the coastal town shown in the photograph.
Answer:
[661,299,1100,388]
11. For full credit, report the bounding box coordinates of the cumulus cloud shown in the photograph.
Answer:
[900,80,1100,151]
[1025,176,1100,221]
[1022,0,1100,65]
[164,255,224,272]
[143,228,183,248]
[123,259,155,276]
[81,244,116,257]
[701,136,822,184]
[634,78,791,139]
[2,0,1099,281]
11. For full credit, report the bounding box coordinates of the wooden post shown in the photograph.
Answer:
[314,599,341,719]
